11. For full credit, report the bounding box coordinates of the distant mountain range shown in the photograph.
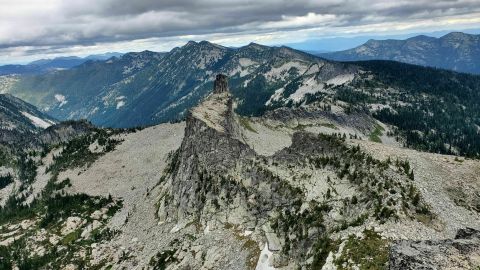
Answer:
[285,29,480,52]
[2,39,480,157]
[2,42,355,127]
[320,32,480,74]
[0,52,123,75]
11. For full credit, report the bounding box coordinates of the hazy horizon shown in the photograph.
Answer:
[2,28,480,66]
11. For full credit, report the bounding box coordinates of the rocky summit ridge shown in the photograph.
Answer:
[153,74,480,269]
[1,74,480,269]
[190,74,241,139]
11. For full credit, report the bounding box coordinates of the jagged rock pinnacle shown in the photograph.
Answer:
[189,74,244,141]
[213,74,229,94]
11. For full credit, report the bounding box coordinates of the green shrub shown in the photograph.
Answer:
[335,229,389,270]
[149,249,177,270]
[311,236,338,269]
[0,174,13,189]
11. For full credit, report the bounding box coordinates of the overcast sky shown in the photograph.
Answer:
[1,0,480,64]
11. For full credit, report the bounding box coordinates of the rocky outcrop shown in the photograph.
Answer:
[190,74,242,139]
[36,120,96,145]
[264,106,376,134]
[158,74,256,222]
[389,228,480,269]
[156,74,436,269]
[213,74,229,94]
[158,74,301,228]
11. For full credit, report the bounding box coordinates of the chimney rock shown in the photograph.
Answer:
[213,74,229,94]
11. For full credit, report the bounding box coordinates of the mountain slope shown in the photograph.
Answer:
[350,60,480,157]
[0,94,97,162]
[0,94,56,134]
[29,56,88,70]
[0,65,45,76]
[4,42,355,128]
[6,51,164,124]
[4,41,480,158]
[0,53,124,76]
[320,32,480,74]
[1,75,478,269]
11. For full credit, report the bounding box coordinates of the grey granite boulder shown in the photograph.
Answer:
[389,228,480,269]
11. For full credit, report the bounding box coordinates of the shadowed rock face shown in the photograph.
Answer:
[389,228,480,269]
[213,74,229,94]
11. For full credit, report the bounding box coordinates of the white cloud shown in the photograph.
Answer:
[259,13,340,29]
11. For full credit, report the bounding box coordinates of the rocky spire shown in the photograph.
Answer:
[189,74,241,138]
[158,74,255,222]
[213,74,229,94]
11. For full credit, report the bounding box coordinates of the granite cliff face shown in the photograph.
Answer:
[154,75,447,269]
[389,228,480,269]
[158,74,257,222]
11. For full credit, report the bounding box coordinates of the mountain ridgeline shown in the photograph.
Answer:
[320,32,480,74]
[0,73,479,270]
[2,40,480,158]
[0,53,124,76]
[0,94,99,164]
[4,42,355,128]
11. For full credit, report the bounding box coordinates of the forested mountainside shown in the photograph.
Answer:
[320,32,480,74]
[2,41,480,159]
[1,75,478,269]
[0,93,56,137]
[4,42,348,128]
[351,61,480,157]
[283,59,480,158]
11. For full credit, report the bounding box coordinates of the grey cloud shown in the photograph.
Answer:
[0,0,479,59]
